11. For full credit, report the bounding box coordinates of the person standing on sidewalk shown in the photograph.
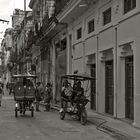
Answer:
[35,82,44,111]
[35,82,42,111]
[39,82,45,98]
[44,83,52,111]
[0,83,4,106]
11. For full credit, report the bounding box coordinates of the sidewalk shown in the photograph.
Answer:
[40,102,140,140]
[87,110,140,140]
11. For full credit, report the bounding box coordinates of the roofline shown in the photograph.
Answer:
[29,0,35,9]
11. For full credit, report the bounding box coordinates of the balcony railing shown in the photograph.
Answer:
[55,0,71,16]
[32,0,72,45]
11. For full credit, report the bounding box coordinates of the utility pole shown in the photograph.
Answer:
[24,0,26,23]
[24,0,26,73]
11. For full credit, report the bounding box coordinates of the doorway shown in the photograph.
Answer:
[90,64,96,110]
[105,60,114,115]
[125,56,134,120]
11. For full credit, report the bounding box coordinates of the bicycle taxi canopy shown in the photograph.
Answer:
[61,73,95,81]
[60,73,95,98]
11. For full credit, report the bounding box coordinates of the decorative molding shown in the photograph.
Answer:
[119,42,133,58]
[100,48,113,61]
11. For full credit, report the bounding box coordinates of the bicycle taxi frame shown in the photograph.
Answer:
[59,73,94,125]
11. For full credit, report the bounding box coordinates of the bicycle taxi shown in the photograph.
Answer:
[12,73,37,117]
[59,73,94,125]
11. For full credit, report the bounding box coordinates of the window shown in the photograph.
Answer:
[77,27,82,40]
[103,8,111,25]
[61,38,66,51]
[88,19,94,34]
[124,0,136,14]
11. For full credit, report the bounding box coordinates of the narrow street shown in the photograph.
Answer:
[0,90,116,140]
[1,0,140,139]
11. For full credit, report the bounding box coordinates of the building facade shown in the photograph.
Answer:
[28,0,140,128]
[1,28,13,83]
[61,0,139,127]
[29,0,48,83]
[29,0,70,101]
[11,9,25,75]
[11,9,33,75]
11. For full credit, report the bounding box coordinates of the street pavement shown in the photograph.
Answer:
[2,88,140,140]
[0,89,118,140]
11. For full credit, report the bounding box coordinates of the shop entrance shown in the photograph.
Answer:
[125,56,134,120]
[90,64,96,110]
[105,60,114,115]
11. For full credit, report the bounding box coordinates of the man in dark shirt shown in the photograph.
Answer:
[35,82,44,111]
[73,81,84,102]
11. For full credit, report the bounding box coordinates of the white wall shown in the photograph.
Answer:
[66,0,140,127]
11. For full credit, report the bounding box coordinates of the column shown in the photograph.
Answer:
[52,40,56,103]
[113,27,118,118]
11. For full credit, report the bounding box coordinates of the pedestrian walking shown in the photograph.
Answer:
[44,83,52,111]
[0,83,4,106]
[35,82,44,111]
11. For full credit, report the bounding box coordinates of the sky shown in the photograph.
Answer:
[0,0,31,43]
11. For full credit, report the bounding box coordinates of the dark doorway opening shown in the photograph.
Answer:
[125,56,134,120]
[105,60,114,115]
[90,64,96,110]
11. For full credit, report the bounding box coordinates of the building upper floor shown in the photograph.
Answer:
[27,0,139,44]
[12,9,25,29]
[55,0,139,43]
[1,28,13,52]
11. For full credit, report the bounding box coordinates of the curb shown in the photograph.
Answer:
[40,102,60,111]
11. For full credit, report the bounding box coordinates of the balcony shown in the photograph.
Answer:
[55,0,71,15]
[40,0,71,34]
[35,0,98,45]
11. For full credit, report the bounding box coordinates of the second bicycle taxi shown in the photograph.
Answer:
[12,73,37,117]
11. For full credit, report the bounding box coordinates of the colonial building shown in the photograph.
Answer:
[28,0,140,128]
[12,9,25,28]
[1,28,13,83]
[11,9,33,74]
[29,0,69,101]
[11,9,25,75]
[29,0,47,83]
[61,0,139,127]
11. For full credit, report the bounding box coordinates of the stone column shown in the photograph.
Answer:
[52,40,56,103]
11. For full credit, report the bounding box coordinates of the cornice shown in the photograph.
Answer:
[29,0,35,9]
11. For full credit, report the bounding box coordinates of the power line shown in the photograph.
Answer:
[0,19,9,23]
